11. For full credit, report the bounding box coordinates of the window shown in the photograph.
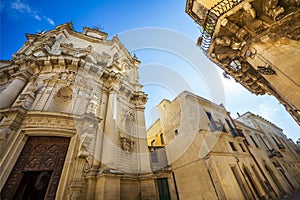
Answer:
[174,129,178,136]
[250,135,259,148]
[258,135,271,150]
[239,143,246,152]
[231,166,249,199]
[272,136,285,150]
[206,112,217,132]
[216,118,227,132]
[151,151,158,163]
[230,60,242,71]
[157,178,171,200]
[160,134,165,145]
[243,139,250,146]
[229,142,237,151]
[226,119,238,137]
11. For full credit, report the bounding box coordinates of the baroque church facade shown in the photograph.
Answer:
[0,22,160,199]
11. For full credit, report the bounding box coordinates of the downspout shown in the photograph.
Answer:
[172,172,180,200]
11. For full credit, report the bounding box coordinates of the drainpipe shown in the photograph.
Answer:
[172,172,180,200]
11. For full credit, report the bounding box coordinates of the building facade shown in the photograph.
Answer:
[185,0,300,125]
[1,22,299,200]
[147,91,300,200]
[0,23,163,200]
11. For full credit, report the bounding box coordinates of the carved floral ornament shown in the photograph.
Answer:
[130,92,148,105]
[120,137,135,152]
[11,54,83,76]
[257,65,276,75]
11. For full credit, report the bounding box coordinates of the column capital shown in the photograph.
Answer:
[130,91,148,106]
[12,70,33,82]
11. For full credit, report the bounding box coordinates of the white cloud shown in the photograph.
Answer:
[9,0,55,26]
[34,14,41,21]
[11,0,31,13]
[45,17,55,26]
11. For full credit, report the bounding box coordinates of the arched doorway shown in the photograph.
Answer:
[1,136,70,200]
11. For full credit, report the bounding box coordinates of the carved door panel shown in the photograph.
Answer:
[1,136,70,200]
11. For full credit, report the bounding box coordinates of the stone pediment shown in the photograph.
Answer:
[15,22,136,70]
[60,43,92,58]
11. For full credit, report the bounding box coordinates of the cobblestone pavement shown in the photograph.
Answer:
[283,191,300,200]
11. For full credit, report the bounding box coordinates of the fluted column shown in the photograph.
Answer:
[0,71,31,109]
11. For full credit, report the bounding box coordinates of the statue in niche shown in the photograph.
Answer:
[83,155,93,174]
[78,130,95,157]
[87,94,99,115]
[15,79,38,109]
[0,127,12,142]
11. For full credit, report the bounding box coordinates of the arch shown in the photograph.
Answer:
[48,86,73,113]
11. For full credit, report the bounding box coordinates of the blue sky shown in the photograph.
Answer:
[1,0,299,141]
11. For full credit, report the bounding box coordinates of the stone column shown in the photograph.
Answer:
[132,91,152,173]
[0,72,30,109]
[102,85,118,168]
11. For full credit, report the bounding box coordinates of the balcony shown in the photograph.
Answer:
[208,120,227,132]
[268,149,283,158]
[196,0,245,52]
[148,146,168,172]
[277,143,285,150]
[234,128,245,138]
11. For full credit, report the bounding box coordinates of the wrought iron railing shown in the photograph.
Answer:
[200,0,244,52]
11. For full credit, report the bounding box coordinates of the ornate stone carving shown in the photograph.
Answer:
[121,108,135,122]
[60,43,91,58]
[78,131,95,157]
[57,86,73,101]
[14,78,38,109]
[83,155,93,173]
[32,36,56,56]
[257,65,276,75]
[77,120,97,158]
[243,2,256,19]
[262,0,285,21]
[130,91,148,105]
[0,127,12,142]
[86,94,100,115]
[120,137,134,152]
